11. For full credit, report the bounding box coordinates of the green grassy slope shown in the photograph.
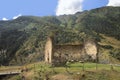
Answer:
[2,62,120,80]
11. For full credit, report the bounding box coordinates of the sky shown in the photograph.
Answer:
[0,0,120,20]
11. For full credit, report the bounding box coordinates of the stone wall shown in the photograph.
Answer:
[84,41,97,60]
[44,37,53,63]
[44,37,97,65]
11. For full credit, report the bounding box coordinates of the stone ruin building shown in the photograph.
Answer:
[45,37,98,66]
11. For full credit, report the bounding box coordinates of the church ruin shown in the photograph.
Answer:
[45,37,97,66]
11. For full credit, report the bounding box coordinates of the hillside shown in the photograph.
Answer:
[0,6,120,65]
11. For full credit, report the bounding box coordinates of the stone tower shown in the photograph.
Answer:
[45,37,53,63]
[84,41,97,60]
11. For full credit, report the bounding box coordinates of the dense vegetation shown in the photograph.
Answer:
[0,6,120,65]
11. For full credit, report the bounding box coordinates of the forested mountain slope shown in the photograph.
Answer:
[0,6,120,65]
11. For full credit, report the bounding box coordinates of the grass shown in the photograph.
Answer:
[0,62,120,80]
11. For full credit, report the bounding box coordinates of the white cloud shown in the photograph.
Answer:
[56,0,83,16]
[107,0,120,6]
[2,18,8,21]
[13,14,22,19]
